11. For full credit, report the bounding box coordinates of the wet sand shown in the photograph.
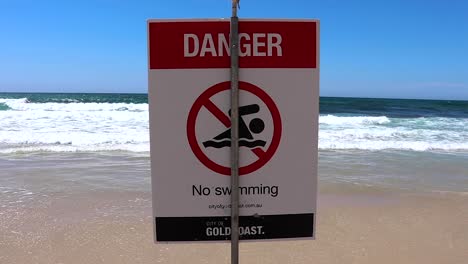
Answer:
[1,153,467,263]
[1,188,467,264]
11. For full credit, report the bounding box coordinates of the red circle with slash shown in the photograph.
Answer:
[187,81,282,176]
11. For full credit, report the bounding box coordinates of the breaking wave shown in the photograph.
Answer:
[1,95,468,153]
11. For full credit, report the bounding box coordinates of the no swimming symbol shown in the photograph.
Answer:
[202,104,266,149]
[187,81,282,176]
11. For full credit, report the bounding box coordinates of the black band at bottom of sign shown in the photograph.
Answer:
[155,213,314,242]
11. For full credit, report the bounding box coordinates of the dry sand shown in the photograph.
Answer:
[1,190,467,264]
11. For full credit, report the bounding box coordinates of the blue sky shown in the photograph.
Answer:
[0,0,467,99]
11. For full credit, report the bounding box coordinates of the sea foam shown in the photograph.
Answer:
[0,99,467,153]
[0,99,149,153]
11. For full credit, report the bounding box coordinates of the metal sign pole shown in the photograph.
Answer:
[230,1,240,264]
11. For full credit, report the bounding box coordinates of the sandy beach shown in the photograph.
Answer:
[1,152,467,264]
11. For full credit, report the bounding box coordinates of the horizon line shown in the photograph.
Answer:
[1,91,467,102]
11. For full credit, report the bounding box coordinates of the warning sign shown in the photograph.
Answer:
[148,19,319,242]
[187,81,281,176]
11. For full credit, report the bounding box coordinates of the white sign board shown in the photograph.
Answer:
[148,19,319,242]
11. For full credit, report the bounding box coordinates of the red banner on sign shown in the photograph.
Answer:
[149,20,317,69]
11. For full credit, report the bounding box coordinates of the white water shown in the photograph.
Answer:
[0,98,149,153]
[1,98,468,153]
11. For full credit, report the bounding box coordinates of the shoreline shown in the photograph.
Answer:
[1,184,467,263]
[1,151,467,263]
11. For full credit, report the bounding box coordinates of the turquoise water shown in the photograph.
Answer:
[2,93,467,117]
[320,97,468,118]
[0,92,148,104]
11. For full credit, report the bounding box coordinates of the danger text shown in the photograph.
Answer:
[184,33,283,57]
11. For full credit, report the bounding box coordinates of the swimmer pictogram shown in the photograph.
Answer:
[187,81,282,176]
[202,104,266,149]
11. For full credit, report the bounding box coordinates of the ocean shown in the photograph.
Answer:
[1,93,468,152]
[0,93,467,193]
[1,93,467,263]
